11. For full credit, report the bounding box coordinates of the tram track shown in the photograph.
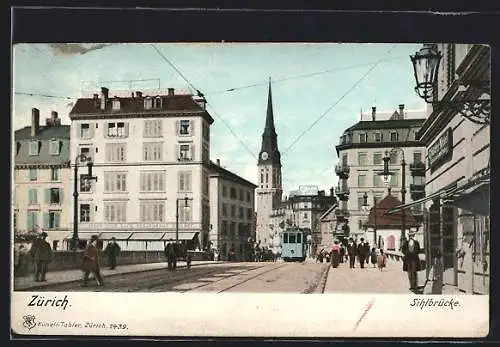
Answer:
[176,263,288,293]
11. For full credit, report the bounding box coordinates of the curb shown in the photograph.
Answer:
[15,261,225,291]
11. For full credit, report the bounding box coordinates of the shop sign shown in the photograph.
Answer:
[428,128,453,172]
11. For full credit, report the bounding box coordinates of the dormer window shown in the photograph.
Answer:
[144,96,153,110]
[154,96,162,109]
[29,140,39,156]
[390,131,398,142]
[359,133,367,143]
[112,98,121,110]
[49,140,60,155]
[374,132,382,142]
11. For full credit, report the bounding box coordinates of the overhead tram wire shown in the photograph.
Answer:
[204,55,407,96]
[150,44,258,161]
[14,92,77,100]
[280,44,398,158]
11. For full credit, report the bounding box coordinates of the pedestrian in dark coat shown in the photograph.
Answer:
[339,245,345,263]
[346,238,357,269]
[370,248,378,268]
[164,243,176,271]
[104,237,121,270]
[82,235,104,287]
[401,232,421,290]
[29,232,53,282]
[364,241,371,264]
[357,238,368,269]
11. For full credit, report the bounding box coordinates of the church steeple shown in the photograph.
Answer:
[258,77,281,166]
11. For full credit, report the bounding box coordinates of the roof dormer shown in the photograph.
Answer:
[154,96,162,109]
[144,96,153,110]
[112,97,121,111]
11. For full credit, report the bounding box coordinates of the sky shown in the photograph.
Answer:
[12,42,426,197]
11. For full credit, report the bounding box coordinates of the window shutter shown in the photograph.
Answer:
[190,120,195,136]
[175,120,180,136]
[190,144,195,161]
[89,123,95,138]
[187,172,192,191]
[125,123,130,137]
[45,189,50,204]
[78,124,82,139]
[27,213,32,229]
[104,123,109,138]
[54,212,60,228]
[159,172,165,191]
[59,188,63,204]
[90,203,95,223]
[176,144,180,160]
[43,213,49,228]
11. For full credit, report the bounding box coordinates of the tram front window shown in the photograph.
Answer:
[283,234,289,243]
[289,233,296,243]
[296,233,302,243]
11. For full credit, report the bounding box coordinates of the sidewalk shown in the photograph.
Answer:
[13,260,223,291]
[324,259,411,294]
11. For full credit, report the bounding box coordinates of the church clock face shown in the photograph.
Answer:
[261,152,269,160]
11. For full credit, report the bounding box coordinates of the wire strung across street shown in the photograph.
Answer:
[279,44,398,158]
[150,44,258,161]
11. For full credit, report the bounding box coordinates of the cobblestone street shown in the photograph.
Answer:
[324,258,411,293]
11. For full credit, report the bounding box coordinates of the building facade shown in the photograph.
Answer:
[209,159,257,261]
[68,87,214,251]
[14,109,71,250]
[268,187,336,256]
[409,44,490,294]
[256,80,283,245]
[335,104,427,246]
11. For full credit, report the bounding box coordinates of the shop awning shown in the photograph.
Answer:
[441,179,490,216]
[386,186,459,215]
[129,232,165,241]
[161,231,199,241]
[99,232,133,240]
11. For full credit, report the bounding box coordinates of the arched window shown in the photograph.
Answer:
[154,96,162,109]
[144,96,153,109]
[386,235,396,251]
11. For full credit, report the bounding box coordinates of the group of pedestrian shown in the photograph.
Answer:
[29,232,53,282]
[344,237,387,270]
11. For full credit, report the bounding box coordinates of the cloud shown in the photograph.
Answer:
[49,43,114,56]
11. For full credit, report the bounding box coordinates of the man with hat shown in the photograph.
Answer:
[401,231,421,291]
[82,234,104,287]
[29,232,53,282]
[104,237,121,270]
[357,237,369,269]
[346,237,357,269]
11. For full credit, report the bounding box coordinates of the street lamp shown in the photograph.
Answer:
[176,197,193,244]
[410,44,490,125]
[363,192,379,247]
[72,154,97,251]
[382,148,406,250]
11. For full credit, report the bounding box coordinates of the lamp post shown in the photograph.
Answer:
[72,154,97,251]
[175,197,192,244]
[381,149,406,250]
[410,43,490,125]
[363,192,378,247]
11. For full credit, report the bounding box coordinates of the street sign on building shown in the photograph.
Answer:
[298,185,319,196]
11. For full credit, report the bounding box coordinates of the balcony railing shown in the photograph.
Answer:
[334,183,350,200]
[410,184,426,200]
[335,163,350,178]
[410,161,426,177]
[69,222,204,231]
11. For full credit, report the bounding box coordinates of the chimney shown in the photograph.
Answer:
[330,187,334,197]
[135,91,143,98]
[100,87,109,110]
[216,159,221,166]
[93,94,99,108]
[168,88,175,96]
[31,108,40,137]
[46,111,60,126]
[399,104,405,118]
[371,106,376,121]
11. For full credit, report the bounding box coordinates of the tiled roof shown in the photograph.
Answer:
[14,125,71,165]
[14,125,70,141]
[69,94,210,117]
[208,161,257,188]
[364,194,420,228]
[344,118,426,132]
